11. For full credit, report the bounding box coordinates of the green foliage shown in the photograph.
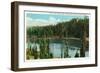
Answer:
[26,17,89,59]
[26,39,53,59]
[75,51,80,57]
[27,17,89,39]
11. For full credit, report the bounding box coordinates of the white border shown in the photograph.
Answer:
[18,5,96,68]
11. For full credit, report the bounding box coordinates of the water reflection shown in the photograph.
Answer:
[26,39,89,59]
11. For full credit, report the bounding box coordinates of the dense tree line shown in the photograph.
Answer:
[26,17,89,59]
[27,17,89,39]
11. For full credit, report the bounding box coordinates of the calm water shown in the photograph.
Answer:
[27,39,89,58]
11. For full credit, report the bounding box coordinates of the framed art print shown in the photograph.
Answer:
[11,1,97,71]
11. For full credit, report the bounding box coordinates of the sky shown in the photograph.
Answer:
[25,11,87,27]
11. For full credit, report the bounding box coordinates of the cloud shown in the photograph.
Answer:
[35,19,48,23]
[26,16,65,27]
[48,16,61,25]
[26,17,50,27]
[49,17,57,22]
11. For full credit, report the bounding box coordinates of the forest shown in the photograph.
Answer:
[26,17,89,60]
[27,17,89,39]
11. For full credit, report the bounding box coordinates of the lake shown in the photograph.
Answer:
[26,38,89,58]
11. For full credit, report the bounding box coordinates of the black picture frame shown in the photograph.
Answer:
[11,1,97,71]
